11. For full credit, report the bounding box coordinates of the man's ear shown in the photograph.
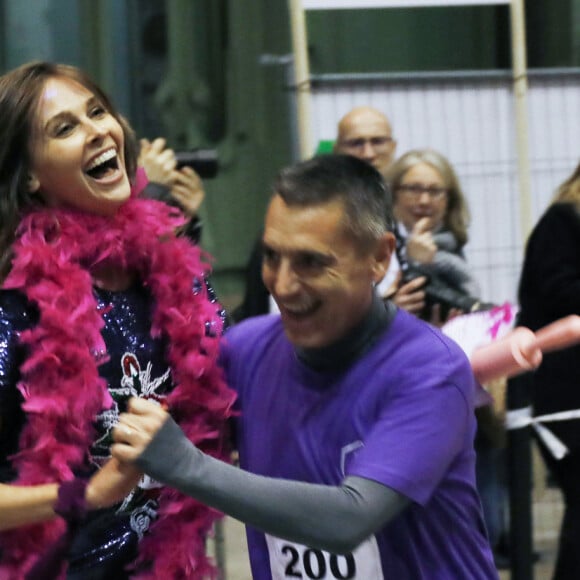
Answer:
[27,173,40,193]
[371,232,396,284]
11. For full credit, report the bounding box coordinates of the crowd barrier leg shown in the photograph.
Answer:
[507,372,534,580]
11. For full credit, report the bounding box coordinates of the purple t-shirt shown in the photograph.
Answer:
[220,309,497,580]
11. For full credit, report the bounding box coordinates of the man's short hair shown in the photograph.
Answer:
[273,154,394,250]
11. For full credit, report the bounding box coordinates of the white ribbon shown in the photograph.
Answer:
[505,406,580,460]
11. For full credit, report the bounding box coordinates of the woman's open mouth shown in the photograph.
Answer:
[85,148,121,181]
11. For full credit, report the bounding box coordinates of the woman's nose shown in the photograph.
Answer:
[417,190,433,204]
[85,118,107,141]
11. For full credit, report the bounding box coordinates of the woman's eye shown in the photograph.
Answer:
[55,123,73,137]
[89,105,106,118]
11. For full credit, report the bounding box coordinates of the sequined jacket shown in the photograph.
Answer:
[0,284,175,577]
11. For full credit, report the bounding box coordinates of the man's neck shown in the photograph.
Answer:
[296,293,395,372]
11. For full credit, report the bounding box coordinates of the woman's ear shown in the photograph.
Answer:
[27,173,40,193]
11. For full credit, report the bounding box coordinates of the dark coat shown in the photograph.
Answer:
[518,202,580,450]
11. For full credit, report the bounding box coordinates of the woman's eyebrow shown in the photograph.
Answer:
[43,110,72,131]
[44,96,100,132]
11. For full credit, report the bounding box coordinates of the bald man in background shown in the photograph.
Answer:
[333,106,428,316]
[333,106,397,179]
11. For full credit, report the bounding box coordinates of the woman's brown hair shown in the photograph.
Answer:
[0,61,138,279]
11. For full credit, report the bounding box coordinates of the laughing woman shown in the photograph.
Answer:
[0,61,235,578]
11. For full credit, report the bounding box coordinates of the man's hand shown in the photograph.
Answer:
[406,217,437,264]
[112,398,170,464]
[85,458,142,510]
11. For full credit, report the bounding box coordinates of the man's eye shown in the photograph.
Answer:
[262,248,279,265]
[296,255,325,271]
[344,138,364,149]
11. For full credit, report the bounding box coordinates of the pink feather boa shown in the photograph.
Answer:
[0,174,236,579]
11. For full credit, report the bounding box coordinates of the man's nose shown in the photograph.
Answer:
[361,141,375,159]
[274,260,300,297]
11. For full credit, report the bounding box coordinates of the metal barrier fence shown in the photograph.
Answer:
[310,69,580,305]
[310,69,579,580]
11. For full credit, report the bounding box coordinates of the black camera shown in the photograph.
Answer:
[403,266,494,320]
[175,149,219,179]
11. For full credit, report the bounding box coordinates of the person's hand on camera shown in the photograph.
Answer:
[139,137,177,186]
[384,272,427,315]
[170,166,205,218]
[406,217,437,264]
[140,138,206,219]
[112,398,170,464]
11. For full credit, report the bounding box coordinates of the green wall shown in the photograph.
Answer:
[307,6,506,73]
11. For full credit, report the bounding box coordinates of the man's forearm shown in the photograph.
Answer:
[137,418,409,554]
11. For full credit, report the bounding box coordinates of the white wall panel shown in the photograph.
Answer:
[310,72,579,304]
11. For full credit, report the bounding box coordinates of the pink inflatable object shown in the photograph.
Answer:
[470,315,580,383]
[534,315,580,353]
[471,326,542,384]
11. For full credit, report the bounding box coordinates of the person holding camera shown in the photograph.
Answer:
[382,148,508,563]
[139,136,206,242]
[380,148,483,325]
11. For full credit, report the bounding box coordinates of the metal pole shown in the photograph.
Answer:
[507,3,534,570]
[510,0,533,240]
[507,372,534,580]
[259,53,301,162]
[287,0,314,160]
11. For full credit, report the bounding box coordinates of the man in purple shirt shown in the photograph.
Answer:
[113,154,498,579]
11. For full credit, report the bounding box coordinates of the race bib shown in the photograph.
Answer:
[265,535,383,579]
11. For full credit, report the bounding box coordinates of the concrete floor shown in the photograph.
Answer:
[211,517,252,580]
[214,513,559,580]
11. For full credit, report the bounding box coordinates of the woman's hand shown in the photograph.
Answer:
[406,217,437,264]
[112,398,170,464]
[386,272,427,315]
[85,458,142,510]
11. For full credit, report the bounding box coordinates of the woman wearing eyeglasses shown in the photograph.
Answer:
[382,148,507,565]
[380,148,482,324]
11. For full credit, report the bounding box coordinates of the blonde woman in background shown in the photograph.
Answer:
[379,148,482,323]
[518,161,580,579]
